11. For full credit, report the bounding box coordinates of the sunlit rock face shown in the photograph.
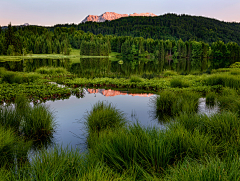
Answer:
[81,12,157,23]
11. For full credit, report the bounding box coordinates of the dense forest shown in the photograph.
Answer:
[0,21,240,69]
[53,13,240,45]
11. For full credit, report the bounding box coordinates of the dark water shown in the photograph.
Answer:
[0,57,204,78]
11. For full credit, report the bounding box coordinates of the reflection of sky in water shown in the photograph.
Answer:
[42,90,160,152]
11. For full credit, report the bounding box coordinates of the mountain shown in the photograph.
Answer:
[76,13,240,45]
[81,12,157,23]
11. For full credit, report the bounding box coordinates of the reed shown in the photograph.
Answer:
[1,71,40,84]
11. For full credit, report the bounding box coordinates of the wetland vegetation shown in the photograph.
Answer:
[1,24,240,180]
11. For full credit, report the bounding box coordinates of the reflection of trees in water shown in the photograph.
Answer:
[71,58,111,78]
[0,58,72,72]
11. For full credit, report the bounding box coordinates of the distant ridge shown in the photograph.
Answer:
[81,12,157,23]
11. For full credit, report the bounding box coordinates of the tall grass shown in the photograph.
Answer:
[130,75,143,83]
[164,156,240,181]
[218,88,240,113]
[175,112,240,153]
[170,78,189,88]
[84,101,126,136]
[1,71,40,84]
[35,66,68,75]
[0,126,32,168]
[89,123,214,177]
[206,91,217,107]
[204,74,240,89]
[151,91,200,119]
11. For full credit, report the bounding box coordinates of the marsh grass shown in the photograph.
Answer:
[164,155,240,181]
[163,70,178,77]
[217,88,240,113]
[89,123,214,177]
[84,101,127,137]
[130,75,143,83]
[204,74,240,89]
[175,112,240,151]
[1,71,40,84]
[152,91,200,119]
[35,66,68,75]
[170,78,189,88]
[206,92,217,107]
[0,126,32,169]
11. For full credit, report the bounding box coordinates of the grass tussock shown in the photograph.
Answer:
[152,90,200,118]
[84,101,127,136]
[170,78,190,88]
[206,91,217,107]
[129,75,143,83]
[204,74,240,89]
[163,70,178,77]
[35,66,68,75]
[1,71,40,84]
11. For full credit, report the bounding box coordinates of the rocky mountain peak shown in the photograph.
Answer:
[81,12,157,23]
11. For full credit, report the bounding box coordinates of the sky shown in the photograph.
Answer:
[1,0,240,26]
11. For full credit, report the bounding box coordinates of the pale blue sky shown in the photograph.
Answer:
[0,0,240,26]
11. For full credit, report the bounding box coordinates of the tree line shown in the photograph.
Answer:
[0,24,240,69]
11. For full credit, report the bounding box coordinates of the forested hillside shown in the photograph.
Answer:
[53,13,240,45]
[1,22,240,69]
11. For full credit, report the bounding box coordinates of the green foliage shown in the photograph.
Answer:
[230,62,240,68]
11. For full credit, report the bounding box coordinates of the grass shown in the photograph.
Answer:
[206,91,217,107]
[151,90,200,119]
[1,70,41,84]
[84,101,126,137]
[170,78,190,88]
[35,66,69,75]
[130,75,143,83]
